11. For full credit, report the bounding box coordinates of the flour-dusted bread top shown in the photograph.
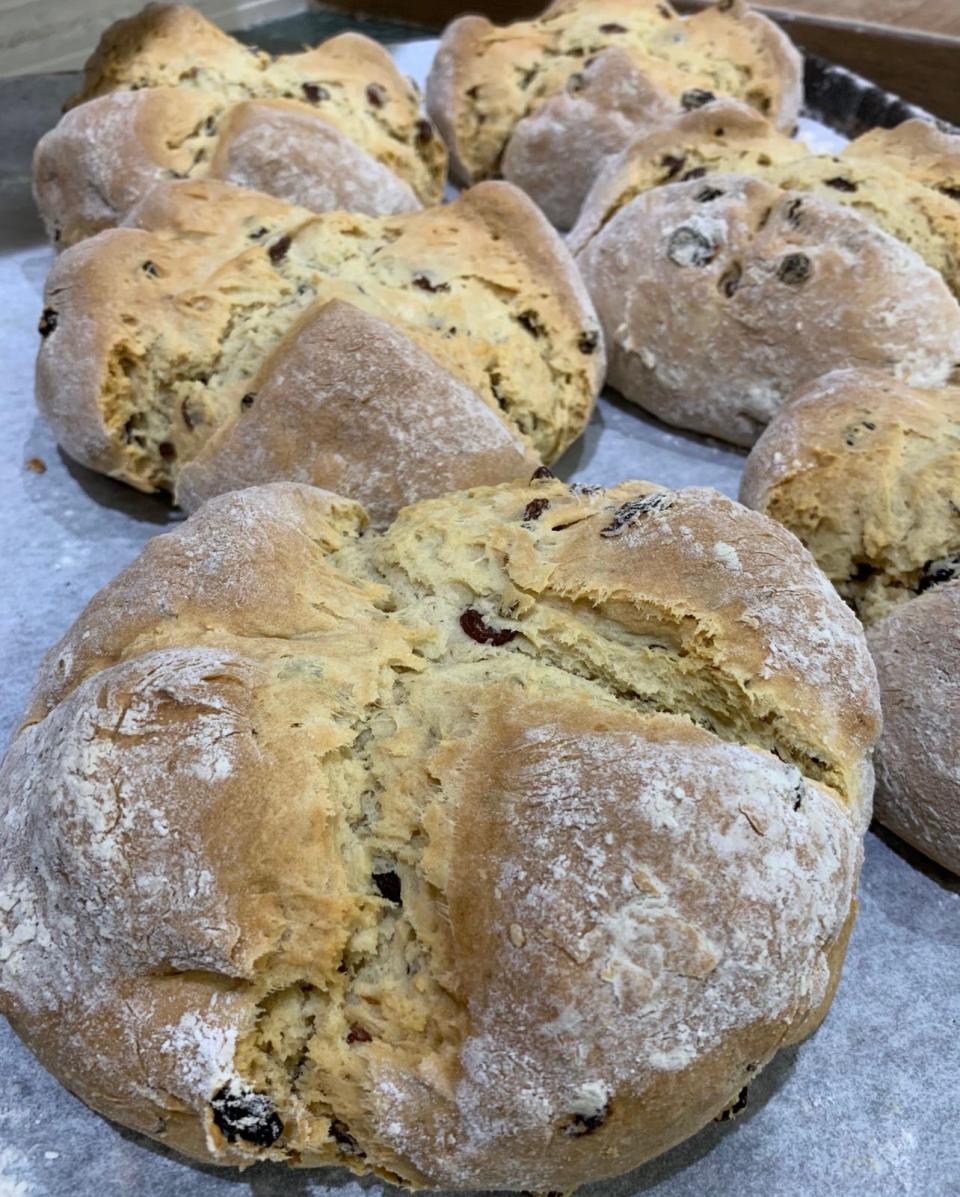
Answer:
[570,105,960,296]
[575,174,960,446]
[35,178,603,518]
[1,478,878,1185]
[426,0,802,185]
[34,89,421,247]
[740,369,960,627]
[867,581,960,875]
[501,48,674,229]
[59,4,446,209]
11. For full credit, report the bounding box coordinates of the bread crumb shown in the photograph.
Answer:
[25,457,46,474]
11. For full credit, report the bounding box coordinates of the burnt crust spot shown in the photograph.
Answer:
[601,491,675,537]
[777,252,812,285]
[210,1084,283,1147]
[459,608,517,646]
[682,88,716,110]
[38,308,58,338]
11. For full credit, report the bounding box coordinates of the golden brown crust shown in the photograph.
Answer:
[844,118,960,199]
[58,4,446,213]
[425,0,802,185]
[740,369,960,626]
[36,178,602,510]
[867,582,960,875]
[0,479,878,1184]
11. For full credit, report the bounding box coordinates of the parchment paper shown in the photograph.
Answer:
[0,33,958,1197]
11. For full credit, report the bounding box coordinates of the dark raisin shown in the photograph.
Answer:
[661,153,686,180]
[520,67,538,89]
[330,1120,363,1156]
[599,22,627,33]
[697,185,725,203]
[825,176,858,193]
[122,417,137,444]
[938,185,960,202]
[181,399,195,430]
[241,393,256,409]
[158,441,176,461]
[488,368,507,409]
[667,226,716,267]
[366,82,387,107]
[777,253,812,285]
[203,115,216,135]
[413,274,450,293]
[917,555,960,594]
[415,118,433,145]
[466,85,480,100]
[757,205,773,230]
[578,330,599,354]
[210,1084,283,1147]
[719,262,742,297]
[523,498,550,523]
[566,72,585,94]
[373,870,402,904]
[302,82,330,103]
[714,127,725,137]
[531,465,556,481]
[459,608,517,646]
[561,1101,610,1137]
[142,259,159,278]
[601,491,674,537]
[38,308,58,337]
[53,227,61,243]
[716,1086,749,1122]
[785,198,803,227]
[249,225,269,240]
[268,235,291,263]
[517,310,543,337]
[346,1023,372,1044]
[682,88,716,110]
[681,166,707,181]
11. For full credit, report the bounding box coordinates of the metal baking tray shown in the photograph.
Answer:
[1,17,958,1197]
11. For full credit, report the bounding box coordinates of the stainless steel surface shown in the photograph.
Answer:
[1,44,959,1197]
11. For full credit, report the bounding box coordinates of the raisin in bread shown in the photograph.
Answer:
[36,179,602,520]
[35,3,446,247]
[867,581,960,876]
[740,369,960,627]
[425,0,801,186]
[0,477,879,1184]
[571,105,960,296]
[574,174,960,445]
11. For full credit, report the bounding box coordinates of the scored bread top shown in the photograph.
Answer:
[63,4,446,206]
[425,0,802,183]
[740,368,960,627]
[1,478,878,1184]
[36,178,603,512]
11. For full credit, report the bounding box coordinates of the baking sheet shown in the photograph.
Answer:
[1,32,960,1197]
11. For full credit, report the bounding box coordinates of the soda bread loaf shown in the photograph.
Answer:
[0,477,880,1185]
[570,106,960,296]
[34,91,422,248]
[867,582,960,876]
[574,174,960,445]
[36,178,602,521]
[425,0,802,186]
[34,4,447,247]
[740,369,960,627]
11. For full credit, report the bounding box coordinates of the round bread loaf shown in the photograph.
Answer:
[740,369,960,626]
[0,478,879,1186]
[36,178,602,521]
[574,173,960,445]
[569,105,960,296]
[426,0,802,185]
[34,91,422,249]
[38,2,446,245]
[867,582,960,875]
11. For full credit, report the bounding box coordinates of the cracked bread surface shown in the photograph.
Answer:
[0,478,878,1187]
[867,582,960,876]
[72,4,447,200]
[34,90,423,249]
[740,369,960,627]
[570,105,960,297]
[574,173,960,446]
[425,0,801,186]
[36,178,602,519]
